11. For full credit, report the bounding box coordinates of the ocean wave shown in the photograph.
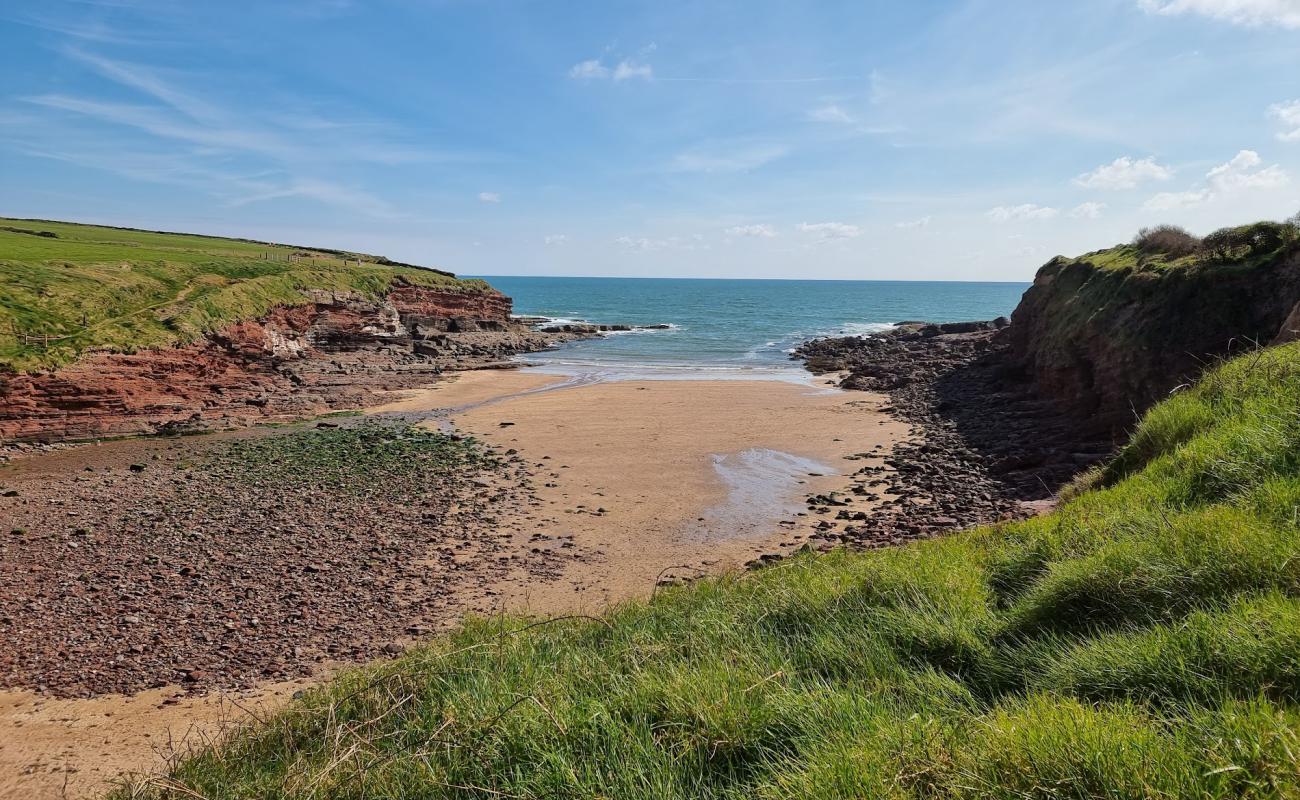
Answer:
[601,323,680,337]
[831,321,896,337]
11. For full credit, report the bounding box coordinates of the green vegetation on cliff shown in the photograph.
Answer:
[0,218,493,371]
[130,341,1300,798]
[1068,216,1300,274]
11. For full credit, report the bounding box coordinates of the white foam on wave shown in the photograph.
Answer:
[521,360,819,385]
[601,323,681,337]
[831,321,896,337]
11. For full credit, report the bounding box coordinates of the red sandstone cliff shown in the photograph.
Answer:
[0,285,557,443]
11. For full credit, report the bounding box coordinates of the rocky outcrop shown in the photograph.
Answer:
[797,322,1111,512]
[1005,248,1300,435]
[0,287,570,443]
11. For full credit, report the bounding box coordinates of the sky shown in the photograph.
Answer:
[1,0,1298,281]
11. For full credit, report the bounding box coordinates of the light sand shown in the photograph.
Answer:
[0,369,906,799]
[0,679,313,800]
[400,369,909,613]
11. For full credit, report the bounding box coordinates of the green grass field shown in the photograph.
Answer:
[123,342,1300,798]
[0,218,492,371]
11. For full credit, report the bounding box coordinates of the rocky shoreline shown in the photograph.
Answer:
[795,320,1119,550]
[0,420,594,698]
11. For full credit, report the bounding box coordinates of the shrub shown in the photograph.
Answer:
[1202,221,1290,262]
[1133,224,1200,257]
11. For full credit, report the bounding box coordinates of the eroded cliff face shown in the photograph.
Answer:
[1005,248,1300,435]
[0,286,555,443]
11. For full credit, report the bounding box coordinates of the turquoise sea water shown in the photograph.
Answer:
[475,277,1029,377]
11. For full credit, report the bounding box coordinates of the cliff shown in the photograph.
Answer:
[1006,233,1300,435]
[0,219,559,443]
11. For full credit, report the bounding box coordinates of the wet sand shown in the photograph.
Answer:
[0,369,906,799]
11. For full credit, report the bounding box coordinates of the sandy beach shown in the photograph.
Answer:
[385,370,909,613]
[0,368,905,800]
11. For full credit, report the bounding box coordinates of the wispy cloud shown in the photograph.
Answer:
[15,47,452,218]
[986,204,1059,222]
[1073,156,1173,189]
[568,59,609,79]
[1069,201,1108,219]
[798,222,861,242]
[725,224,777,238]
[568,48,654,82]
[808,104,853,124]
[615,235,667,251]
[1144,189,1212,210]
[1138,0,1300,29]
[478,191,502,203]
[226,178,398,218]
[670,144,787,173]
[543,234,568,245]
[894,216,932,229]
[1270,100,1300,142]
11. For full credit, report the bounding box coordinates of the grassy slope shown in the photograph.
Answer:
[0,218,492,372]
[130,342,1300,799]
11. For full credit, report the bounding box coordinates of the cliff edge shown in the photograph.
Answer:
[0,219,560,443]
[1006,221,1300,435]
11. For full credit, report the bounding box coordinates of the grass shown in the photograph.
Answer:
[119,342,1300,798]
[0,218,494,371]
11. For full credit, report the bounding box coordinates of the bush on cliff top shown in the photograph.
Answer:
[1083,215,1298,274]
[0,218,493,372]
[126,342,1300,799]
[1133,223,1201,257]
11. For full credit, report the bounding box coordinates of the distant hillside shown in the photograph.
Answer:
[0,218,494,372]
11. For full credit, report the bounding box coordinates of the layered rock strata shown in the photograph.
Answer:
[0,286,571,443]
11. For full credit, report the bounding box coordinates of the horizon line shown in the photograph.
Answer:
[468,274,1032,284]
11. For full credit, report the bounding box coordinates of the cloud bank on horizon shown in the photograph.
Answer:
[1,0,1297,281]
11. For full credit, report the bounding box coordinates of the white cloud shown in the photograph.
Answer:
[569,56,653,82]
[615,235,665,251]
[543,234,568,245]
[1143,149,1289,210]
[1138,0,1300,28]
[1206,149,1289,191]
[568,59,609,79]
[671,144,787,173]
[478,191,501,203]
[1144,189,1212,210]
[1269,100,1300,142]
[726,224,777,238]
[1073,156,1173,190]
[1069,202,1108,219]
[986,204,1060,222]
[613,60,653,81]
[869,70,891,105]
[798,222,862,242]
[894,216,932,229]
[809,104,853,124]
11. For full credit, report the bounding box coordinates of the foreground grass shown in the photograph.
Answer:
[0,218,492,371]
[126,344,1300,799]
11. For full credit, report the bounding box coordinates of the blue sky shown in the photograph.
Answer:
[1,0,1298,280]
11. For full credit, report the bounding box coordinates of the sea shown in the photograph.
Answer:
[474,277,1029,381]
